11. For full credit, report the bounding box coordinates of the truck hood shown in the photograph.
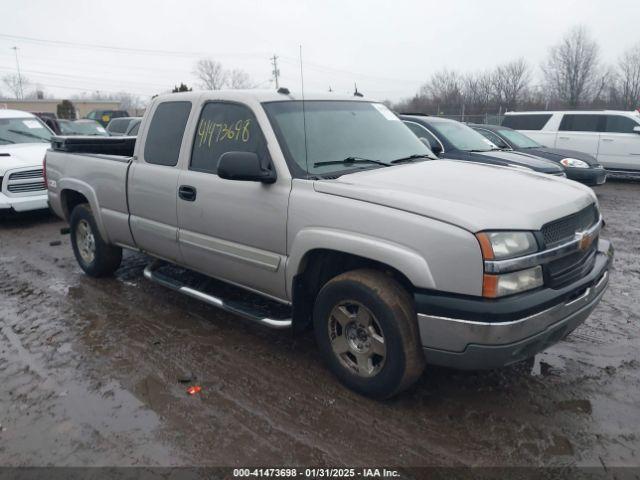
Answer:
[314,160,596,232]
[472,150,564,173]
[0,143,49,175]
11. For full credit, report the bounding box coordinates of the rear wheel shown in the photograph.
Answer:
[70,204,122,277]
[313,269,425,399]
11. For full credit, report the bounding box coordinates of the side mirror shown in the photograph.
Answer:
[218,151,276,184]
[426,140,443,156]
[633,125,640,134]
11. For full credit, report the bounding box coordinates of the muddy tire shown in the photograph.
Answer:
[313,269,425,399]
[70,204,122,277]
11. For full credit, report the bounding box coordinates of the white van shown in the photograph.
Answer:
[502,110,640,174]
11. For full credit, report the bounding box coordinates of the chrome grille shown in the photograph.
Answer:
[8,169,43,180]
[7,181,46,193]
[541,204,598,246]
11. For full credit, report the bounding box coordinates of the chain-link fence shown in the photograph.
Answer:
[429,114,504,125]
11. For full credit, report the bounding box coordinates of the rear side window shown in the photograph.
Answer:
[108,119,128,133]
[559,114,602,132]
[604,115,639,133]
[128,122,140,135]
[502,114,551,130]
[190,102,267,174]
[144,101,191,166]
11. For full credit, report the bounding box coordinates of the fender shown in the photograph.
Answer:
[57,177,111,243]
[286,227,435,299]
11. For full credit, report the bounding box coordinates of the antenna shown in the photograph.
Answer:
[299,45,310,178]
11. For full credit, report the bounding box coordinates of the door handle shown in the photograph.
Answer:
[601,138,614,142]
[178,185,197,201]
[558,136,570,140]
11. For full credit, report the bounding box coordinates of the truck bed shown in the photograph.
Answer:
[51,136,136,157]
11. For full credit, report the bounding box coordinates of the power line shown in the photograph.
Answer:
[0,33,269,59]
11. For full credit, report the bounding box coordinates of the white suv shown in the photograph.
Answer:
[503,110,640,174]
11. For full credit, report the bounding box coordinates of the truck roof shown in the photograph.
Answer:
[153,89,373,104]
[0,109,37,119]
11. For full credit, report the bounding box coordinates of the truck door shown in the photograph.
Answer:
[597,114,640,171]
[176,101,290,301]
[128,100,192,263]
[555,114,602,158]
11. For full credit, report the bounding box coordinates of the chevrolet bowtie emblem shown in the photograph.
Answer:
[575,230,595,251]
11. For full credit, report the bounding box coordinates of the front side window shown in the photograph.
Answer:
[0,117,53,144]
[404,121,441,151]
[143,101,191,166]
[559,114,602,132]
[496,128,541,148]
[263,101,431,176]
[428,120,496,152]
[604,115,639,133]
[475,128,509,149]
[190,102,268,174]
[502,114,552,130]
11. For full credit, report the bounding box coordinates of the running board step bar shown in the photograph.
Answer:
[143,260,292,329]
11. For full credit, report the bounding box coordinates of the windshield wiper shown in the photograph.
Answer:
[7,129,50,142]
[0,137,15,144]
[314,156,390,168]
[390,154,432,164]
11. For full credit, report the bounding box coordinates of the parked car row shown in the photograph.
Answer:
[43,90,613,398]
[503,110,640,175]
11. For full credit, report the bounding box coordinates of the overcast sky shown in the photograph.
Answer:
[1,0,638,103]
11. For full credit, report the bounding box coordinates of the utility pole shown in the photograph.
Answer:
[270,54,280,89]
[12,46,24,100]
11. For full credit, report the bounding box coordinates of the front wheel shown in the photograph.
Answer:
[313,269,425,399]
[70,204,122,277]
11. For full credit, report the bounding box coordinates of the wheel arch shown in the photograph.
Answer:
[58,179,110,242]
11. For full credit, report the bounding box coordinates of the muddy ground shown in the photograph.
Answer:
[0,180,638,468]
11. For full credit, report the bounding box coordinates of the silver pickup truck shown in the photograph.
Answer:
[46,90,613,398]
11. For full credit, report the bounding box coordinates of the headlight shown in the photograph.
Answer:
[476,231,538,260]
[483,266,543,298]
[560,158,589,168]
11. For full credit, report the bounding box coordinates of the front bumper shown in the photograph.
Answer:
[415,239,613,370]
[566,166,607,186]
[0,192,49,212]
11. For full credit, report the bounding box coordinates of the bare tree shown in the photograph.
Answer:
[618,43,640,109]
[493,59,530,110]
[542,26,601,107]
[2,74,30,99]
[227,69,253,89]
[420,69,462,114]
[194,59,227,90]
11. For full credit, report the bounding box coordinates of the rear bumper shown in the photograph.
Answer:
[0,192,49,212]
[566,166,607,186]
[415,239,613,369]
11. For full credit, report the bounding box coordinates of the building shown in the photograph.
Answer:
[0,99,122,119]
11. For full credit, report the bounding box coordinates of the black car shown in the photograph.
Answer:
[400,114,566,177]
[469,123,607,186]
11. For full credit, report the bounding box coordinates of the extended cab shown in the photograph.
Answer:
[46,91,613,398]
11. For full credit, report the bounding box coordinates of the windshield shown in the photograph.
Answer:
[262,101,433,176]
[72,121,108,136]
[497,128,541,148]
[0,117,53,144]
[429,120,497,152]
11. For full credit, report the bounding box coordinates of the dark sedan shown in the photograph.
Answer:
[470,123,607,186]
[400,114,566,177]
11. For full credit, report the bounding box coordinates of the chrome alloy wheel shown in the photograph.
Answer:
[328,301,386,377]
[76,219,96,264]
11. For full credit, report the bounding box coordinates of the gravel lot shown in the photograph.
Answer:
[0,180,638,468]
